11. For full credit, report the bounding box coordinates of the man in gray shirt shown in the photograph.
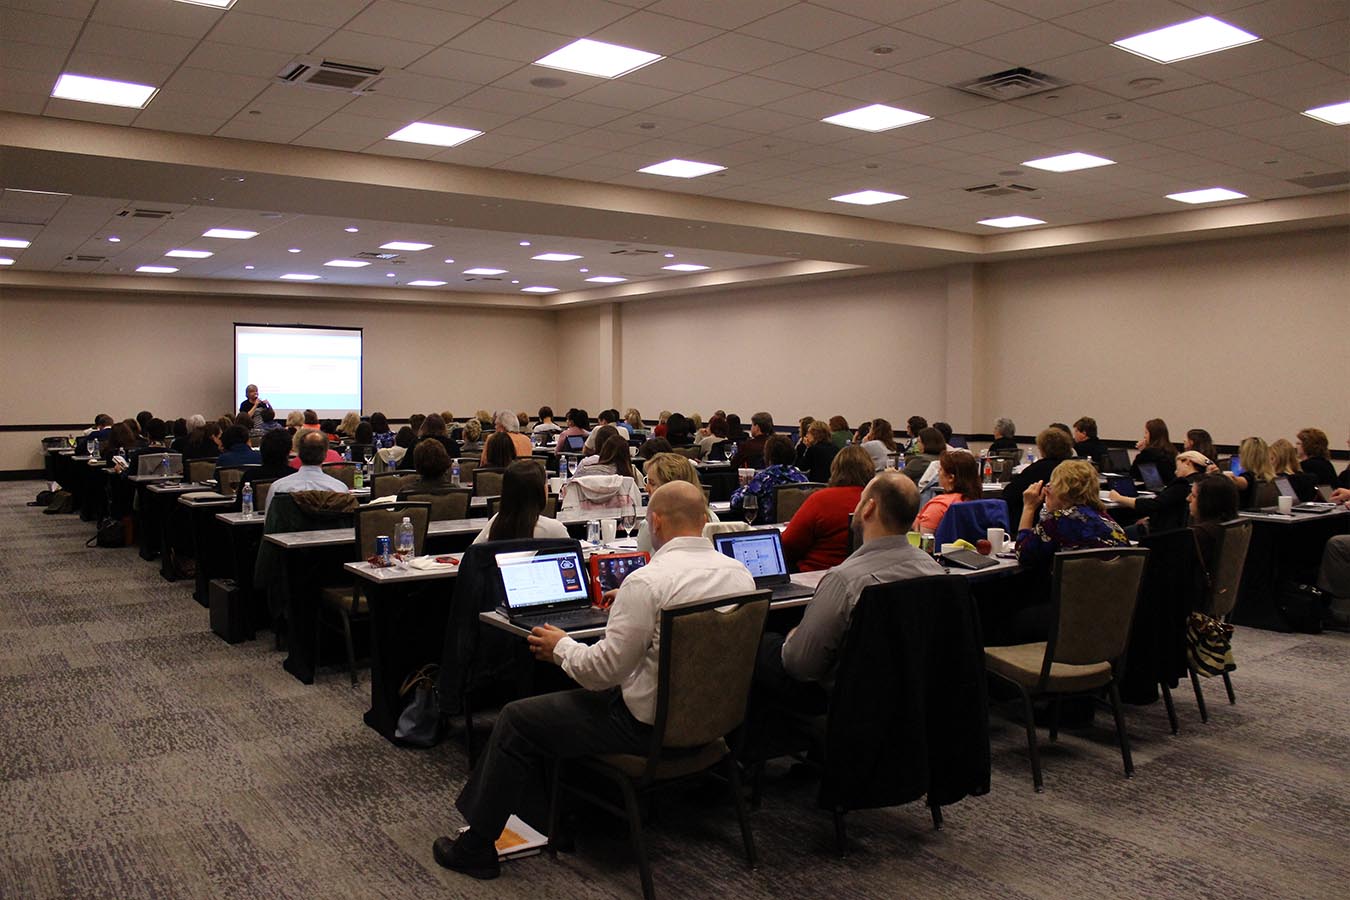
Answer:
[755,471,946,711]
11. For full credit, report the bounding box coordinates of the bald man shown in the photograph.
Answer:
[756,471,945,709]
[438,480,755,880]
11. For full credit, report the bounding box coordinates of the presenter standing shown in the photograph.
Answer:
[239,384,273,427]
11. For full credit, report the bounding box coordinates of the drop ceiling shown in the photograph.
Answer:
[0,0,1346,306]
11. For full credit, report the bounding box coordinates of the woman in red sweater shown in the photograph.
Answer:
[781,446,874,572]
[914,450,982,535]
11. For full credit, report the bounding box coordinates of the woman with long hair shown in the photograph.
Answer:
[483,431,517,469]
[474,460,570,543]
[1132,418,1178,482]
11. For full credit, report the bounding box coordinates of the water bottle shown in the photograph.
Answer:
[1026,448,1036,465]
[395,516,414,558]
[982,453,993,482]
[343,444,352,461]
[241,482,254,517]
[159,454,170,477]
[558,456,568,480]
[452,460,461,485]
[587,519,601,544]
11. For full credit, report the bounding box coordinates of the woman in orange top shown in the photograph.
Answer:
[914,450,982,535]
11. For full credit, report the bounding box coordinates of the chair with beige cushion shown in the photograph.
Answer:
[403,490,471,521]
[214,465,252,498]
[322,462,357,489]
[186,458,218,484]
[547,591,770,900]
[250,479,275,512]
[317,501,429,686]
[371,471,417,499]
[984,547,1149,792]
[472,467,505,497]
[773,482,826,524]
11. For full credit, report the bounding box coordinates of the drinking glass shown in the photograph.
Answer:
[620,502,637,540]
[743,497,759,526]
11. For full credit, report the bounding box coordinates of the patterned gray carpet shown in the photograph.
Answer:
[1,481,1346,899]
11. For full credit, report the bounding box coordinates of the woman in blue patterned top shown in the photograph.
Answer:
[730,434,808,523]
[1016,459,1128,568]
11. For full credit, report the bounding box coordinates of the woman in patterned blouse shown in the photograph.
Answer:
[730,433,808,523]
[1015,459,1128,568]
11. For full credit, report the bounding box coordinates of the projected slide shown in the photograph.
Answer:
[234,324,362,418]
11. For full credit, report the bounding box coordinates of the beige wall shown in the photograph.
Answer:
[1,288,556,471]
[977,228,1350,447]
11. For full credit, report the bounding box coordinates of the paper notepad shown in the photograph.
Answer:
[458,815,547,861]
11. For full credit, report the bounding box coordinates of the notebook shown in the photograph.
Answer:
[496,547,609,631]
[711,530,813,600]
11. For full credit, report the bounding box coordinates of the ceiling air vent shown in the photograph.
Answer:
[954,67,1068,100]
[115,206,174,219]
[965,183,1038,197]
[1287,171,1349,190]
[355,251,401,260]
[610,248,659,256]
[276,57,385,93]
[71,255,109,263]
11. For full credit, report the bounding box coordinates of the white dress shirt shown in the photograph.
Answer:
[553,535,756,724]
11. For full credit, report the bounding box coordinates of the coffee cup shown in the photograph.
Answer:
[549,476,563,494]
[601,519,617,542]
[1277,495,1293,515]
[987,528,1012,553]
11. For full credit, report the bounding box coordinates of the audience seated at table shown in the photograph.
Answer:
[336,412,360,440]
[1218,436,1275,509]
[697,414,730,458]
[989,417,1019,453]
[1002,426,1075,526]
[183,422,222,461]
[481,410,531,463]
[1270,438,1317,501]
[634,452,719,554]
[416,414,460,460]
[365,412,394,449]
[902,416,928,453]
[725,412,747,445]
[529,405,560,440]
[828,415,851,449]
[471,460,570,544]
[652,409,671,438]
[1297,427,1338,486]
[729,412,773,468]
[1110,449,1209,535]
[268,431,348,512]
[913,449,983,536]
[102,421,144,471]
[457,418,483,457]
[287,428,340,470]
[1131,418,1178,483]
[795,419,839,483]
[663,412,695,447]
[1189,473,1240,575]
[781,445,874,572]
[860,418,899,472]
[573,432,633,481]
[1015,460,1128,570]
[1072,416,1108,467]
[481,431,517,470]
[215,425,261,471]
[730,434,807,522]
[934,420,968,450]
[902,425,945,482]
[624,408,647,439]
[398,439,462,497]
[552,408,590,454]
[126,418,170,473]
[634,436,672,461]
[1185,428,1218,466]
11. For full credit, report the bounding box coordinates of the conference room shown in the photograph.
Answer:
[3,1,1349,897]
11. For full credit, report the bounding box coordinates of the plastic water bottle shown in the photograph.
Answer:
[1026,448,1036,465]
[395,516,414,558]
[452,460,461,485]
[241,482,254,518]
[159,455,170,477]
[343,444,352,461]
[558,456,568,480]
[983,454,993,482]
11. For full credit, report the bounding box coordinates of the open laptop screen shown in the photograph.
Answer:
[496,549,588,612]
[713,530,788,581]
[1105,448,1131,473]
[1275,475,1297,498]
[566,434,586,451]
[1137,461,1164,491]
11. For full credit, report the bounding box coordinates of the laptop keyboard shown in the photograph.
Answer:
[516,607,608,629]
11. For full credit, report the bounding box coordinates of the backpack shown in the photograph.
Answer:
[86,515,131,548]
[43,490,76,515]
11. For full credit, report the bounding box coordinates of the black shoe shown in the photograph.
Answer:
[433,833,500,880]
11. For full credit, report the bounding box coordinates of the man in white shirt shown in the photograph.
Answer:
[436,480,755,880]
[265,431,346,512]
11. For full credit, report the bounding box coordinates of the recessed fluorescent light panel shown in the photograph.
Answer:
[173,0,236,8]
[521,286,558,293]
[822,103,930,132]
[386,122,482,147]
[136,265,178,273]
[1113,16,1259,63]
[1023,152,1115,172]
[164,249,213,259]
[531,252,582,261]
[280,273,321,280]
[51,73,158,109]
[638,159,726,178]
[1166,187,1247,204]
[0,258,15,266]
[380,241,433,252]
[831,190,907,205]
[533,39,662,79]
[202,228,257,239]
[662,263,709,272]
[978,216,1046,228]
[0,238,32,249]
[1302,101,1350,126]
[586,276,626,283]
[463,267,507,275]
[324,259,370,268]
[408,280,447,287]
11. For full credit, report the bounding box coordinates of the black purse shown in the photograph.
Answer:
[395,664,442,748]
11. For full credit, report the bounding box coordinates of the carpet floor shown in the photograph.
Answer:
[1,481,1346,899]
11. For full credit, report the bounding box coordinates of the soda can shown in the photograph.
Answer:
[920,532,935,556]
[376,535,392,565]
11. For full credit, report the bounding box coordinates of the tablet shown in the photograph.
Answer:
[588,551,649,606]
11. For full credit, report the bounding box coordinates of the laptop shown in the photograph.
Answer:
[1136,461,1166,492]
[496,546,610,631]
[566,434,586,452]
[1263,475,1338,514]
[137,452,183,476]
[1104,475,1137,498]
[1104,448,1132,475]
[712,530,814,601]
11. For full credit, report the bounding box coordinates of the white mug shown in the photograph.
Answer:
[1276,495,1293,515]
[601,518,618,542]
[549,476,563,494]
[987,528,1012,553]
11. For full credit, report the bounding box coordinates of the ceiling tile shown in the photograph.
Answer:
[1226,0,1348,36]
[346,0,477,43]
[1137,83,1251,114]
[586,11,723,56]
[490,0,633,37]
[899,0,1039,43]
[644,0,796,31]
[1086,66,1206,102]
[344,93,444,121]
[0,0,95,17]
[312,30,439,69]
[738,4,876,51]
[0,7,86,47]
[643,93,748,124]
[1051,0,1202,43]
[142,90,251,119]
[75,22,199,67]
[408,45,521,82]
[1170,40,1306,82]
[445,19,570,63]
[892,46,1016,84]
[553,126,650,150]
[374,70,481,104]
[1268,20,1350,62]
[161,67,269,101]
[1186,98,1291,127]
[0,88,48,115]
[44,97,142,126]
[699,74,803,106]
[230,0,371,27]
[676,32,800,72]
[722,106,814,134]
[493,116,585,141]
[88,0,218,38]
[623,58,736,93]
[182,41,298,78]
[0,38,68,76]
[966,21,1102,64]
[134,108,232,135]
[946,102,1050,130]
[573,79,681,111]
[61,49,178,86]
[257,82,359,112]
[752,52,874,90]
[206,13,335,54]
[531,98,630,127]
[454,85,557,116]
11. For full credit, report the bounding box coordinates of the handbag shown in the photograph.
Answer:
[1185,612,1235,677]
[395,663,443,748]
